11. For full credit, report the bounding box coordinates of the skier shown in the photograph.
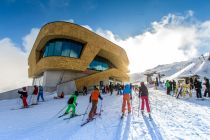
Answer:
[62,91,79,117]
[87,86,103,121]
[109,84,114,95]
[83,86,87,96]
[139,82,151,117]
[121,84,132,117]
[172,80,176,96]
[117,84,122,95]
[18,87,28,108]
[194,78,202,98]
[176,82,183,99]
[37,85,45,102]
[165,80,171,95]
[31,85,38,105]
[203,77,210,97]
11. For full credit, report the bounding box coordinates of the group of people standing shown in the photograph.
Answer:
[18,85,45,108]
[164,77,210,99]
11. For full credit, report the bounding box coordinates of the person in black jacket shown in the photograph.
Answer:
[83,86,87,96]
[203,77,210,97]
[194,78,202,98]
[139,82,151,117]
[18,87,28,108]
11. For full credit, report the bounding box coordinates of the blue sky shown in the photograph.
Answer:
[1,0,210,45]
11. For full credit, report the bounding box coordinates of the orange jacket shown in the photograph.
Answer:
[90,90,103,102]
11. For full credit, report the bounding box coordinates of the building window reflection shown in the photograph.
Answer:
[88,56,112,71]
[42,39,83,58]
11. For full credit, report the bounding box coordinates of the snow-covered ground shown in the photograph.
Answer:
[0,88,210,140]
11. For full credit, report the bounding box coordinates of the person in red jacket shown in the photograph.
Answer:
[88,86,103,120]
[18,87,28,108]
[54,91,65,99]
[31,85,38,105]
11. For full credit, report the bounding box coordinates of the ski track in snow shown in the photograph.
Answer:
[0,88,210,140]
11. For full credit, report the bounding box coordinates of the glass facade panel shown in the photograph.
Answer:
[42,39,84,59]
[54,41,62,56]
[88,57,111,71]
[43,45,49,57]
[61,41,71,57]
[48,43,54,56]
[70,42,83,58]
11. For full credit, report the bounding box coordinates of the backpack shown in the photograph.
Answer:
[68,96,74,104]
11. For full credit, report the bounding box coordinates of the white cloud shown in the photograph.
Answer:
[1,11,210,92]
[82,25,93,31]
[0,28,39,92]
[95,11,210,73]
[22,28,40,53]
[64,19,74,23]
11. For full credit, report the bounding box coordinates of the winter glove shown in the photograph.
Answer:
[130,96,132,100]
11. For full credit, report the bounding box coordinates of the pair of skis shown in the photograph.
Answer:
[58,113,86,119]
[11,105,33,110]
[63,113,86,120]
[80,113,101,126]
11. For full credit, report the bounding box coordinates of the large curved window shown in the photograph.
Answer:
[88,56,112,71]
[42,39,84,58]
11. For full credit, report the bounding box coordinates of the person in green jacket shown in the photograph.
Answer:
[165,80,171,95]
[65,91,78,116]
[58,91,79,118]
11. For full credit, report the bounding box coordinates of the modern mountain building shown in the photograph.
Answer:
[28,21,129,94]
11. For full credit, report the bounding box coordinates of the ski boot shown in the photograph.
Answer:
[141,110,145,116]
[121,113,125,119]
[148,113,152,119]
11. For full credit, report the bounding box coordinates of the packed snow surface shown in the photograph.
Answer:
[0,88,210,140]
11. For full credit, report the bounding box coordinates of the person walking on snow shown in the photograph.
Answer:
[18,87,28,108]
[121,84,132,116]
[203,77,210,97]
[88,86,103,121]
[37,86,45,102]
[139,82,151,117]
[31,85,38,105]
[194,78,202,98]
[165,80,171,95]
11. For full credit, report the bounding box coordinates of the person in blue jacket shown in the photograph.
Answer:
[37,86,45,102]
[121,84,132,116]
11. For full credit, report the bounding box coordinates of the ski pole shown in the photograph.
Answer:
[17,97,21,106]
[53,105,67,118]
[138,92,141,117]
[99,100,103,116]
[138,97,140,117]
[82,103,90,121]
[131,93,134,115]
[28,94,33,105]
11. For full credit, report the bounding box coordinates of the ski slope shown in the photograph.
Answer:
[0,88,210,140]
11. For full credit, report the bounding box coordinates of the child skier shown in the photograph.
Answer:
[65,91,79,116]
[87,86,103,121]
[121,84,132,117]
[59,91,78,118]
[18,87,28,108]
